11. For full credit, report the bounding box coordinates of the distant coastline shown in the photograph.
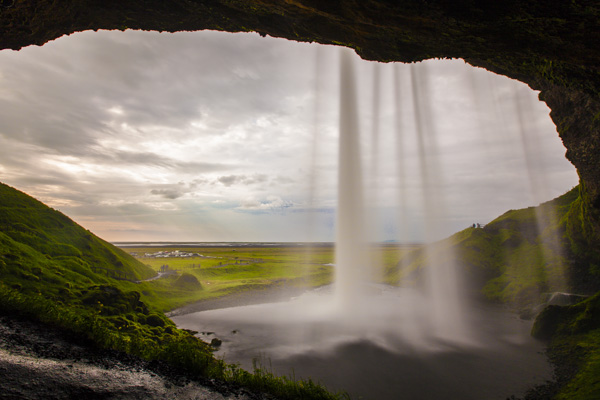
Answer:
[112,241,335,248]
[112,241,421,248]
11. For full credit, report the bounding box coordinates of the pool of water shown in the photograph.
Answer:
[172,286,551,400]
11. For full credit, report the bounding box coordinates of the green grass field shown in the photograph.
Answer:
[124,244,420,312]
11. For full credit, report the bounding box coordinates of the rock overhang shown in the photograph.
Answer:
[0,0,598,200]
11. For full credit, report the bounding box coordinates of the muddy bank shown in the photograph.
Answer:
[0,313,272,400]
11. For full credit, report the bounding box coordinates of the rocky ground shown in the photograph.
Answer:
[0,313,273,400]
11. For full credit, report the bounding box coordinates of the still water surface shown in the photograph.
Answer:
[172,286,551,400]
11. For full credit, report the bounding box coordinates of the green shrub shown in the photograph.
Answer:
[532,293,600,339]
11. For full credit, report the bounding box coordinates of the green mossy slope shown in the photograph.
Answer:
[388,186,600,309]
[0,182,154,281]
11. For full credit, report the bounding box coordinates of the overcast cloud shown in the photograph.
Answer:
[0,30,578,242]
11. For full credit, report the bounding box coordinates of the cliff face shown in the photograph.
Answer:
[0,1,598,201]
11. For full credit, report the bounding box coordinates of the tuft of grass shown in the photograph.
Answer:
[226,360,350,400]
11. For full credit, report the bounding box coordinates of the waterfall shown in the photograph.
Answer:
[333,49,469,341]
[334,48,369,313]
[409,63,468,341]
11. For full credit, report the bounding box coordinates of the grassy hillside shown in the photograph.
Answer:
[0,182,161,307]
[387,186,600,309]
[0,182,154,282]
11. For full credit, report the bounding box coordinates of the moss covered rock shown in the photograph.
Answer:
[532,305,575,340]
[532,293,600,340]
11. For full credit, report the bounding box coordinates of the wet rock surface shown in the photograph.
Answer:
[0,313,271,400]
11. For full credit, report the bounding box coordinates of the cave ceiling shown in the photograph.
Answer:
[1,0,599,202]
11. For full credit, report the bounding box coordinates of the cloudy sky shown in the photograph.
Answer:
[0,30,578,243]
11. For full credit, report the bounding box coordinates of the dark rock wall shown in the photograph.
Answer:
[540,84,600,205]
[1,0,599,201]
